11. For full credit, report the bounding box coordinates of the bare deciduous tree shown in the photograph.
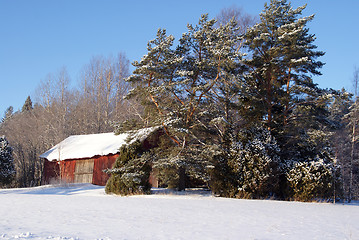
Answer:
[216,5,257,34]
[76,53,130,133]
[349,67,359,202]
[0,53,133,187]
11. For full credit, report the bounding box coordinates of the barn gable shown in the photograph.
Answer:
[40,127,160,186]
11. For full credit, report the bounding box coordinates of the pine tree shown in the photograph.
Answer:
[279,90,340,200]
[0,136,15,186]
[241,0,339,200]
[105,141,152,195]
[286,160,334,201]
[242,0,324,131]
[1,106,13,123]
[125,15,243,190]
[211,125,281,198]
[22,96,33,112]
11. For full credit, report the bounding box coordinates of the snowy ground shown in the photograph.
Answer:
[0,184,358,240]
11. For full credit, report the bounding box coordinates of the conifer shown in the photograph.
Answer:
[242,0,324,131]
[0,136,15,186]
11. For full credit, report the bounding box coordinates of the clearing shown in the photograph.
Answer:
[0,184,358,239]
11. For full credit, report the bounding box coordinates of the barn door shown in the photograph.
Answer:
[74,159,94,183]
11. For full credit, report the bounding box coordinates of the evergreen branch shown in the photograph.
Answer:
[186,57,222,125]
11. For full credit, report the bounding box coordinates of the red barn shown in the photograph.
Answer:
[40,128,160,186]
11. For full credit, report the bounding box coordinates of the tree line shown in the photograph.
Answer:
[0,0,358,202]
[106,0,359,202]
[0,54,133,187]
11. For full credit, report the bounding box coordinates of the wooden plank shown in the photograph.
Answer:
[93,155,118,186]
[74,159,94,183]
[60,160,76,183]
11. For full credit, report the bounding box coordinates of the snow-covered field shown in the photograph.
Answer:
[0,184,358,240]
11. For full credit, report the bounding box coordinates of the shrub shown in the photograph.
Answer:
[209,126,281,199]
[286,160,334,201]
[105,141,152,195]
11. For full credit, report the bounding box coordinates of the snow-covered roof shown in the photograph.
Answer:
[40,127,158,161]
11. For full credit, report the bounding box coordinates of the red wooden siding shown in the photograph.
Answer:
[43,154,159,187]
[42,129,164,186]
[42,156,116,186]
[92,154,118,186]
[60,160,76,183]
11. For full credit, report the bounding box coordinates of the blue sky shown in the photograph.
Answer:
[0,0,358,116]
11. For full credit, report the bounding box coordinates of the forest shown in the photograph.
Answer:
[0,0,358,202]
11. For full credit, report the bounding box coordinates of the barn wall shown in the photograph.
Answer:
[142,129,164,150]
[42,129,164,186]
[60,160,76,183]
[43,155,159,187]
[74,159,94,183]
[42,160,60,184]
[93,154,118,186]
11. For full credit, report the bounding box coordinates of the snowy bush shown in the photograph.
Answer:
[286,160,334,201]
[105,141,152,195]
[209,153,240,198]
[0,136,15,187]
[230,126,281,198]
[210,126,282,199]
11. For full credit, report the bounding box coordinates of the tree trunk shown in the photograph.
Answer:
[349,121,355,203]
[178,166,186,191]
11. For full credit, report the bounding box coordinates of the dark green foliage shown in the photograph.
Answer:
[286,161,335,201]
[123,14,243,190]
[209,153,239,198]
[156,166,179,189]
[210,125,281,198]
[112,0,341,202]
[22,96,33,112]
[0,136,15,186]
[151,134,210,190]
[105,141,152,195]
[114,119,144,135]
[277,91,340,200]
[231,126,281,198]
[1,106,14,123]
[242,0,324,131]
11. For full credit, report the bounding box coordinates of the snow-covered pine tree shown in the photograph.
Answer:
[230,125,281,198]
[124,14,243,190]
[0,136,15,187]
[242,0,324,131]
[286,160,334,201]
[241,0,339,200]
[105,141,152,195]
[208,124,282,199]
[280,90,340,200]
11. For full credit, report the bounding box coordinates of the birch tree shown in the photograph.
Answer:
[345,67,359,202]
